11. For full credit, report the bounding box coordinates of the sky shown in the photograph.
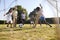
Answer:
[0,0,60,20]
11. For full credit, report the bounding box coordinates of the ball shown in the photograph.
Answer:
[19,24,23,28]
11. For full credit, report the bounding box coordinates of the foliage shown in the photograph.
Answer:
[0,18,56,24]
[17,5,28,23]
[0,20,6,24]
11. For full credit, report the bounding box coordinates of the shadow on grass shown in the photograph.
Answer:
[0,27,34,32]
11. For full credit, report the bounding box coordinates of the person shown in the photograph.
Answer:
[39,15,52,27]
[29,11,36,27]
[33,7,41,28]
[21,11,26,25]
[12,6,18,27]
[30,15,35,27]
[4,8,13,28]
[33,4,52,28]
[39,4,52,27]
[19,11,26,28]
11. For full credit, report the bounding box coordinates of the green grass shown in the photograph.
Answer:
[0,24,57,40]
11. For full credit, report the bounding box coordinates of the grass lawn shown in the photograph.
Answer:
[0,24,57,40]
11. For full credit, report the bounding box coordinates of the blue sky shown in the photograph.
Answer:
[0,0,59,20]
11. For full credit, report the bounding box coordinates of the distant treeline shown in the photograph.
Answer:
[0,18,60,24]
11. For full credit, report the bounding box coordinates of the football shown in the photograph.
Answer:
[19,24,23,28]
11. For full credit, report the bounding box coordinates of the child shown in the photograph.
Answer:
[12,7,18,27]
[39,4,52,27]
[19,12,25,28]
[30,15,35,27]
[4,8,13,28]
[39,15,52,27]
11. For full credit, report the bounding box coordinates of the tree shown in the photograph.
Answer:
[16,5,28,23]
